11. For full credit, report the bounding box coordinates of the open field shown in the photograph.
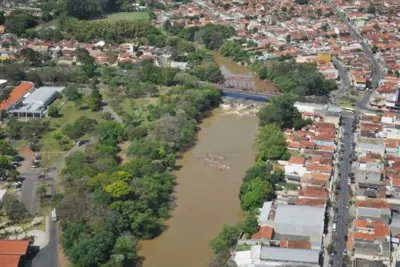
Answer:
[95,12,149,22]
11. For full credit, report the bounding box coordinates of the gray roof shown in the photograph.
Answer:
[259,201,272,224]
[11,86,65,113]
[272,204,325,241]
[355,258,384,267]
[355,171,381,185]
[259,246,319,264]
[356,207,386,218]
[357,142,385,151]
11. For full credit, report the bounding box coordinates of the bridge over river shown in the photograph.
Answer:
[215,77,282,102]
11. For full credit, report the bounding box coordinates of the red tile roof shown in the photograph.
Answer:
[0,255,21,267]
[306,164,332,173]
[0,82,34,111]
[288,156,306,165]
[0,240,29,255]
[299,186,328,199]
[296,198,326,207]
[280,240,311,249]
[252,226,274,240]
[353,219,389,241]
[355,199,391,209]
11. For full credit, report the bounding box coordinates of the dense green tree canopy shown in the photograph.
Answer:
[258,95,311,129]
[254,60,337,96]
[255,124,287,161]
[5,11,37,35]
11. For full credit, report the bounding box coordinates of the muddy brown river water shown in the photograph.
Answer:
[139,106,259,267]
[139,54,266,267]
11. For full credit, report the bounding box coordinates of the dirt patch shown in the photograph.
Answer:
[58,244,70,267]
[17,147,34,172]
[117,141,130,164]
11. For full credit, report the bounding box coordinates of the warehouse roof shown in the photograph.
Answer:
[10,86,64,113]
[273,204,325,241]
[257,246,319,263]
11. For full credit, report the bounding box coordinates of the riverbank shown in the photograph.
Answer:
[139,104,260,267]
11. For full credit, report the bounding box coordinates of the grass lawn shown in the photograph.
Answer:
[337,98,355,108]
[39,101,103,168]
[96,12,149,22]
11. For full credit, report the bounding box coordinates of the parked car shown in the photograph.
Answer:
[15,182,22,189]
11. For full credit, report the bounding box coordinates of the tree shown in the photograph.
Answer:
[295,0,309,4]
[5,11,37,35]
[66,0,105,19]
[371,45,379,53]
[68,231,116,267]
[242,210,260,237]
[286,34,292,43]
[0,156,11,177]
[48,104,59,117]
[104,181,131,199]
[367,5,376,14]
[62,223,91,252]
[26,71,43,86]
[36,185,47,199]
[258,95,306,129]
[210,224,241,254]
[88,87,102,111]
[0,64,25,82]
[149,112,196,151]
[52,131,64,148]
[0,11,5,25]
[63,116,98,140]
[240,177,274,211]
[7,118,24,139]
[64,84,82,101]
[21,48,42,66]
[192,61,224,83]
[0,140,18,155]
[3,193,28,223]
[255,124,287,161]
[96,121,126,146]
[112,234,138,263]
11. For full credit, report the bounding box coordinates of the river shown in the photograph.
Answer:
[139,54,263,267]
[139,104,259,267]
[213,52,280,92]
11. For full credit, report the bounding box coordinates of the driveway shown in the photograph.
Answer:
[20,172,40,215]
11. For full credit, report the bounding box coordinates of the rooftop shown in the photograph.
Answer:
[272,203,325,242]
[10,86,65,113]
[0,82,34,111]
[254,246,320,264]
[288,155,306,165]
[355,171,381,185]
[0,240,29,255]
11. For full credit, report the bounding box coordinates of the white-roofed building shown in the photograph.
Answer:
[9,86,65,118]
[235,245,320,267]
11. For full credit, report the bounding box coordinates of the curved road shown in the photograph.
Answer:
[330,1,384,113]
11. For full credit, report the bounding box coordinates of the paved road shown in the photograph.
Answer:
[330,2,384,112]
[331,58,351,100]
[20,172,40,215]
[331,4,383,87]
[333,113,354,267]
[32,221,58,267]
